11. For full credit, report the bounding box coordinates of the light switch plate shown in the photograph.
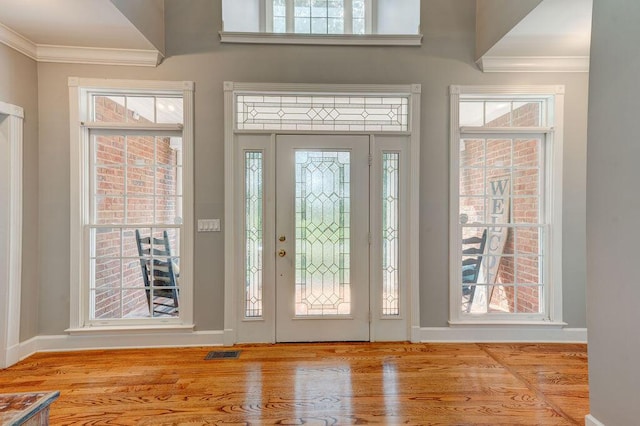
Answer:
[198,219,221,232]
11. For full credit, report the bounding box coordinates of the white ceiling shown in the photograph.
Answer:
[0,0,154,50]
[487,0,593,57]
[0,0,162,66]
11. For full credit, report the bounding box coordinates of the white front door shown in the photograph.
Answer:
[275,135,370,342]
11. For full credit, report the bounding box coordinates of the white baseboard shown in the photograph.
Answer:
[6,326,586,368]
[586,414,605,426]
[415,326,587,343]
[1,344,22,369]
[16,330,225,364]
[223,329,236,346]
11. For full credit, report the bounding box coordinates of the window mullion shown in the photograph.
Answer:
[510,137,516,312]
[344,0,353,34]
[153,136,157,225]
[286,0,294,33]
[124,135,129,226]
[367,0,375,34]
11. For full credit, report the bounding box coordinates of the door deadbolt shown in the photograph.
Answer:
[279,235,286,242]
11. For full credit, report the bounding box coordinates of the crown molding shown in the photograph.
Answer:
[37,45,162,67]
[477,56,590,73]
[0,23,162,67]
[0,22,37,60]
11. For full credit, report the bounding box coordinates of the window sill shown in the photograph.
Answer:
[65,324,195,336]
[449,320,567,328]
[219,31,423,46]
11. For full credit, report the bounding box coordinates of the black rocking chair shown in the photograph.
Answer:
[462,229,487,313]
[135,229,179,315]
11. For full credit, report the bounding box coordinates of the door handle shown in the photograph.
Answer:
[278,249,286,257]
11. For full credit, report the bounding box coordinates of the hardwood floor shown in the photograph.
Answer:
[0,343,588,425]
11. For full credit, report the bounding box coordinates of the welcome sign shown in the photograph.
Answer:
[473,176,510,311]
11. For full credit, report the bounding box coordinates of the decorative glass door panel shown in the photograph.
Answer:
[295,151,351,316]
[276,135,369,342]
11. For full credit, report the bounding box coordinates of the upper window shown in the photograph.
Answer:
[268,0,371,34]
[220,0,421,45]
[449,86,564,324]
[69,78,194,330]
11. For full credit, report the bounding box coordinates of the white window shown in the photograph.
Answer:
[449,86,564,324]
[220,0,421,46]
[267,0,373,34]
[69,78,194,330]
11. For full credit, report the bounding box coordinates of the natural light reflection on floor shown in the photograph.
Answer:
[294,362,353,422]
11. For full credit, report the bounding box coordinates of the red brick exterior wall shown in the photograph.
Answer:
[93,97,178,319]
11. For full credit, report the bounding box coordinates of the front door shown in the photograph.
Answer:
[275,135,370,342]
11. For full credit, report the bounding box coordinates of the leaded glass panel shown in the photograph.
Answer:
[295,151,351,316]
[382,153,400,316]
[236,95,409,131]
[245,151,264,318]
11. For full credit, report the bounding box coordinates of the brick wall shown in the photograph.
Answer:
[460,103,541,313]
[93,97,179,319]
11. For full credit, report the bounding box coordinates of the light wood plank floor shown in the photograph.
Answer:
[0,343,588,425]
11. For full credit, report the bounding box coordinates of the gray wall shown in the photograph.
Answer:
[32,0,588,335]
[475,0,542,59]
[587,1,640,424]
[110,0,165,54]
[0,43,39,341]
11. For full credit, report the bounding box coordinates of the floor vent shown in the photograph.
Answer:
[204,350,241,360]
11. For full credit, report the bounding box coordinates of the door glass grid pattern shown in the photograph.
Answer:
[89,133,182,320]
[382,153,399,316]
[295,151,351,316]
[245,151,264,318]
[459,136,544,315]
[236,95,409,131]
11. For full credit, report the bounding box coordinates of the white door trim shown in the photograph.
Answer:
[0,100,24,368]
[223,82,421,344]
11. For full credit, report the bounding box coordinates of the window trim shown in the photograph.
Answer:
[448,85,564,325]
[68,77,195,331]
[0,101,24,368]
